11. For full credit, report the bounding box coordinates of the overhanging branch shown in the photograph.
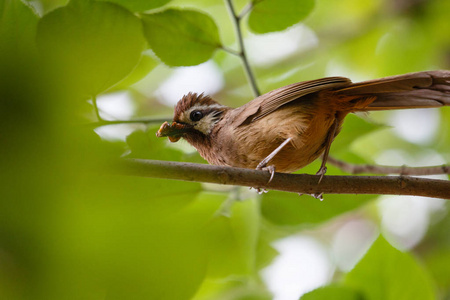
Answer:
[115,159,450,199]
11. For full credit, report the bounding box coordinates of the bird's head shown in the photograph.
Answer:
[156,93,229,143]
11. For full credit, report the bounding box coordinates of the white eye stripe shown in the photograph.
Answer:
[187,104,226,112]
[182,104,225,121]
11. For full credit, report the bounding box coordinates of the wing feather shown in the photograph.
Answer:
[230,77,351,127]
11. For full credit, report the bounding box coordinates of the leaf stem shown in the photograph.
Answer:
[92,95,103,121]
[221,46,241,57]
[238,2,254,20]
[224,0,260,97]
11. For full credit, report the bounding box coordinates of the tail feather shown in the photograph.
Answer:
[336,70,450,110]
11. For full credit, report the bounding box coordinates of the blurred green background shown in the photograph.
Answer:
[1,0,449,299]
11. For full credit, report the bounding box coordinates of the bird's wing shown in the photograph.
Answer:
[230,77,351,127]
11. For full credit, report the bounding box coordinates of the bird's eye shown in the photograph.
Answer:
[190,110,203,122]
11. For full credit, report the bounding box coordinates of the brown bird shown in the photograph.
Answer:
[156,71,450,180]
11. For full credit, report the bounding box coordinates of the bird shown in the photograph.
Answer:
[156,70,450,181]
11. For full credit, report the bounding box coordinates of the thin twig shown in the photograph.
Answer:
[327,156,450,176]
[221,46,242,56]
[224,0,260,97]
[114,159,450,199]
[238,2,254,19]
[88,118,170,128]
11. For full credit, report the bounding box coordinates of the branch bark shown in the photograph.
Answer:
[327,156,450,176]
[115,159,450,199]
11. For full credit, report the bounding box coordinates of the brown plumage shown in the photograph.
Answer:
[157,70,450,175]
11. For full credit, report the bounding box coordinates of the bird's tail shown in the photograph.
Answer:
[335,70,450,111]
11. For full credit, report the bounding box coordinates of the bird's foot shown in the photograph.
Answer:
[250,164,275,194]
[316,166,327,184]
[313,192,324,201]
[249,187,268,194]
[256,164,276,184]
[298,192,324,201]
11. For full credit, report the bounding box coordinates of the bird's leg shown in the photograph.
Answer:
[251,138,290,194]
[317,118,339,183]
[256,137,292,184]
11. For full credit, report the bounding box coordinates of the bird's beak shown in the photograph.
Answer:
[156,121,192,143]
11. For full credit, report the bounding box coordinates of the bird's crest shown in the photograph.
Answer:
[173,92,220,122]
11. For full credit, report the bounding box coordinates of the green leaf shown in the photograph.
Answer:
[193,278,272,300]
[205,197,260,277]
[111,53,159,90]
[331,114,384,156]
[184,193,261,277]
[437,108,450,155]
[421,204,450,293]
[61,163,205,299]
[0,0,38,58]
[37,1,146,96]
[248,0,315,34]
[301,285,363,300]
[344,236,436,300]
[103,209,207,300]
[126,127,184,161]
[98,0,171,12]
[142,9,221,66]
[261,191,374,226]
[424,247,450,292]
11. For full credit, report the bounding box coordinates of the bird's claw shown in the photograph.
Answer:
[256,164,276,184]
[249,187,268,194]
[298,192,324,201]
[316,166,327,184]
[251,165,275,194]
[313,192,324,201]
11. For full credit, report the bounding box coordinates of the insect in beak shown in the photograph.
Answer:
[156,121,193,143]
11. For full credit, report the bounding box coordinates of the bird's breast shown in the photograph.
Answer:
[204,104,337,173]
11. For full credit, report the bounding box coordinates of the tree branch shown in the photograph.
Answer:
[115,159,450,199]
[224,0,260,97]
[327,156,450,176]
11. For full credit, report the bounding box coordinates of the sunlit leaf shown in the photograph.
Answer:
[142,9,221,66]
[60,162,205,300]
[301,285,363,300]
[98,0,171,12]
[184,193,260,277]
[193,278,272,300]
[206,197,260,277]
[424,247,450,292]
[103,207,208,300]
[261,191,374,226]
[331,114,384,155]
[126,127,185,161]
[255,233,279,271]
[437,109,450,156]
[111,53,159,90]
[0,0,38,57]
[374,22,436,75]
[37,1,146,96]
[421,203,450,294]
[248,0,315,34]
[345,236,436,300]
